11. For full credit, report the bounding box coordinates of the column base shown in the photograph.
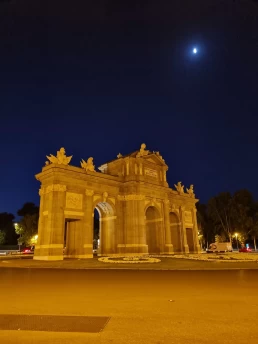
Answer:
[183,244,189,254]
[163,244,174,254]
[117,244,148,255]
[65,254,93,259]
[194,244,201,254]
[33,255,63,261]
[100,253,149,257]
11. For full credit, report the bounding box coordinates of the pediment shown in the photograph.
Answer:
[142,153,167,167]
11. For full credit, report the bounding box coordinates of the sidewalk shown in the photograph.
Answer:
[1,256,258,270]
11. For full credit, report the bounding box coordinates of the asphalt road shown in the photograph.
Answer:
[0,268,258,344]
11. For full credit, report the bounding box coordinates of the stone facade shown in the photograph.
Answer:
[34,145,201,261]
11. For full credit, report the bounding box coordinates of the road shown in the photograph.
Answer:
[0,268,258,344]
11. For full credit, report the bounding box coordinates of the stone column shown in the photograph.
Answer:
[81,189,94,258]
[35,187,45,248]
[179,206,189,254]
[101,216,116,255]
[117,195,148,255]
[163,200,174,254]
[191,208,201,253]
[34,184,66,261]
[137,198,148,252]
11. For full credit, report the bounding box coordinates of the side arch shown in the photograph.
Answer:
[93,199,116,255]
[145,206,162,254]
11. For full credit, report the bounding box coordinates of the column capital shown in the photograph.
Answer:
[85,189,94,196]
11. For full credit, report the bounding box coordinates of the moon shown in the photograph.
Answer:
[193,48,198,54]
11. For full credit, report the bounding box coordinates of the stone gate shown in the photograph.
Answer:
[34,144,200,260]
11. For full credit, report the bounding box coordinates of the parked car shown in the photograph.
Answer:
[22,246,35,254]
[239,247,252,253]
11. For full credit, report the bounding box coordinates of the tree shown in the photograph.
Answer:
[207,190,256,247]
[16,203,39,245]
[16,214,38,245]
[0,230,5,245]
[17,202,39,217]
[196,203,216,248]
[207,192,236,243]
[231,190,254,241]
[0,212,18,245]
[248,202,258,251]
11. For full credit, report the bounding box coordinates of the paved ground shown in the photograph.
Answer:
[0,268,258,344]
[1,255,258,270]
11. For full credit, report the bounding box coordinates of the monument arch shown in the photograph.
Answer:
[34,144,201,260]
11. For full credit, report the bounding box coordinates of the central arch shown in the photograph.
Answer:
[94,201,116,256]
[145,206,161,254]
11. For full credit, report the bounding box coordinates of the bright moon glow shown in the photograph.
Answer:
[193,48,197,54]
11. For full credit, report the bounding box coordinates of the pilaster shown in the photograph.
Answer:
[163,200,174,254]
[179,206,189,254]
[34,184,66,261]
[191,208,201,253]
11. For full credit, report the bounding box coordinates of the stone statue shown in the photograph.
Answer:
[117,153,123,158]
[174,181,184,194]
[81,157,95,172]
[186,184,195,197]
[136,143,149,158]
[46,147,72,165]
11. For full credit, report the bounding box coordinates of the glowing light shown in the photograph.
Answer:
[193,48,197,54]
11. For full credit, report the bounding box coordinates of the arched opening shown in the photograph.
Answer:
[94,202,116,255]
[64,219,81,257]
[169,212,182,253]
[146,206,161,254]
[186,228,194,253]
[93,208,100,255]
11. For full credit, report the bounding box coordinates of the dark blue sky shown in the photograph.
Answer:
[1,0,258,217]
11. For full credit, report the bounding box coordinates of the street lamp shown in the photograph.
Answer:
[235,233,239,250]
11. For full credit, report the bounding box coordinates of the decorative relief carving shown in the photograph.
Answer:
[145,168,158,178]
[47,184,67,193]
[103,192,108,202]
[150,198,157,206]
[46,147,72,165]
[117,194,145,201]
[66,192,83,209]
[98,202,113,215]
[170,203,176,212]
[109,197,116,205]
[40,184,66,195]
[85,189,94,197]
[185,211,193,224]
[93,195,101,203]
[81,157,95,172]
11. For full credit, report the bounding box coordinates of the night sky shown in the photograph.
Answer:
[1,0,258,217]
